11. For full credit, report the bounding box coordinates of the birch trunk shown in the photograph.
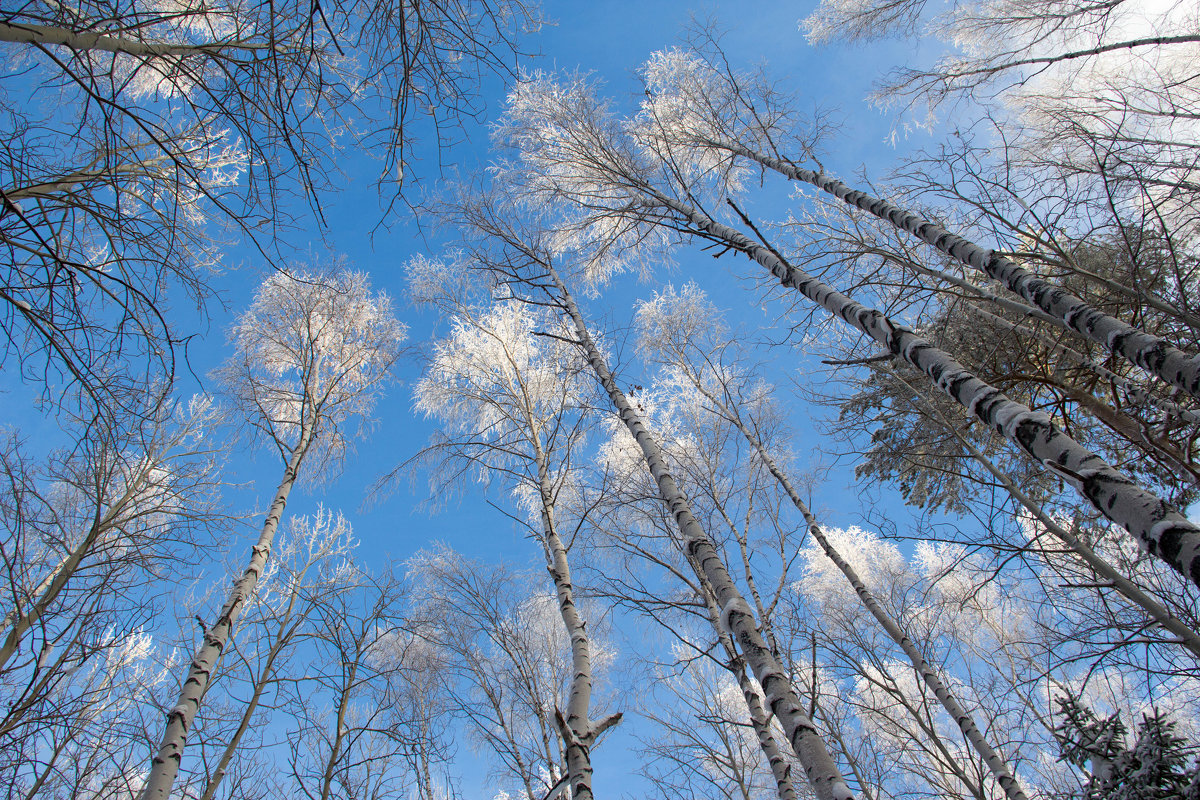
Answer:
[197,614,304,800]
[548,266,855,800]
[650,192,1200,590]
[712,140,1200,403]
[694,380,1028,800]
[696,571,799,800]
[885,367,1200,659]
[0,20,259,57]
[534,446,618,800]
[0,545,84,672]
[140,427,312,800]
[961,302,1200,427]
[735,658,799,800]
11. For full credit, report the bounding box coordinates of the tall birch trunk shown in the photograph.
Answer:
[957,302,1200,480]
[884,366,1200,659]
[647,191,1200,590]
[140,426,313,800]
[198,612,305,800]
[711,140,1200,403]
[547,265,855,800]
[533,447,619,800]
[695,570,799,800]
[690,379,1028,800]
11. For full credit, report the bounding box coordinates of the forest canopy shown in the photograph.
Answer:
[1,1,1198,799]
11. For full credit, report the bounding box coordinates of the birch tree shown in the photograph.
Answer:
[626,44,1200,404]
[1,0,539,414]
[408,546,614,800]
[141,267,405,799]
[633,283,1033,800]
[491,63,1200,591]
[190,508,359,800]
[0,393,225,797]
[640,639,800,800]
[409,270,618,800]
[433,192,855,800]
[584,353,806,800]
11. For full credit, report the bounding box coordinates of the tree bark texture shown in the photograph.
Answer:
[702,382,1029,800]
[716,141,1200,404]
[548,265,855,800]
[651,192,1200,590]
[534,447,616,800]
[0,20,255,58]
[696,572,800,800]
[140,428,312,800]
[885,369,1200,659]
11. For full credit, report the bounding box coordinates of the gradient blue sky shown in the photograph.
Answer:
[3,3,951,795]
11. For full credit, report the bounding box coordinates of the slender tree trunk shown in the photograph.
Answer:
[885,367,1200,658]
[0,465,155,670]
[0,20,257,57]
[647,190,1200,589]
[320,656,357,800]
[710,140,1200,402]
[548,265,855,800]
[533,445,619,800]
[140,427,312,800]
[692,378,1029,800]
[695,571,799,800]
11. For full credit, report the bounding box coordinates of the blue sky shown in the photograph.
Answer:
[250,1,944,565]
[1,2,953,795]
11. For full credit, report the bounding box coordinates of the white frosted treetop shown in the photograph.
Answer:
[221,268,407,466]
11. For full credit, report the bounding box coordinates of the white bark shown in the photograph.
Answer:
[961,302,1200,428]
[535,449,615,800]
[650,191,1200,591]
[698,380,1028,800]
[139,427,312,800]
[548,265,855,800]
[696,573,799,800]
[0,455,175,671]
[714,141,1200,404]
[885,367,1200,659]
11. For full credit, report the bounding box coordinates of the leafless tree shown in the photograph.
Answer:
[0,394,224,797]
[141,266,405,798]
[0,0,540,415]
